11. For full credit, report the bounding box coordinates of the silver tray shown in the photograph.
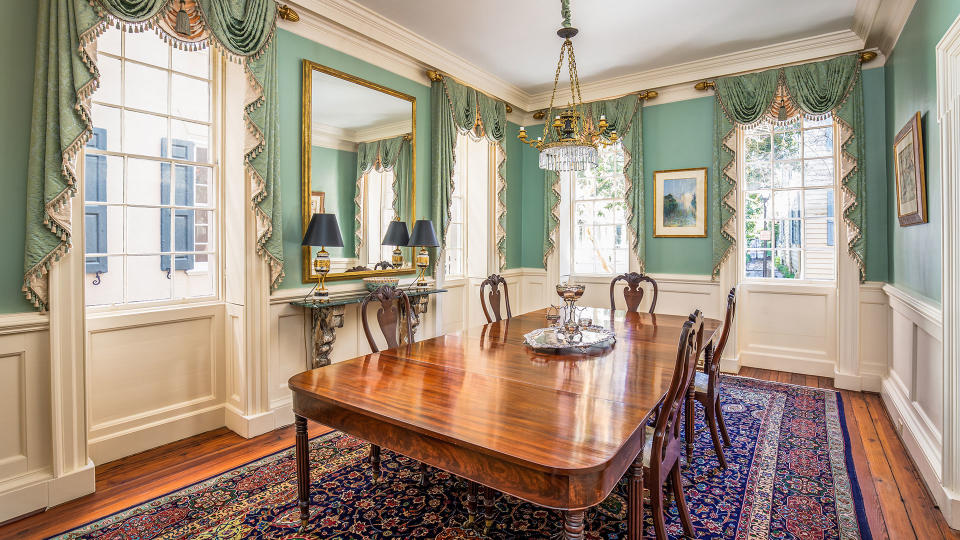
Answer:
[523,326,616,353]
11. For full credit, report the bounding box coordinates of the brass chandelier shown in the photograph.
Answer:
[518,0,618,171]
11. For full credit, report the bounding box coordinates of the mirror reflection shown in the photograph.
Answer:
[302,61,416,282]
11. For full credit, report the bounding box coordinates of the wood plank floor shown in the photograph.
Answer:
[1,369,956,539]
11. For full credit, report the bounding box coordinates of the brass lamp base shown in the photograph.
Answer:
[313,247,331,299]
[414,247,429,287]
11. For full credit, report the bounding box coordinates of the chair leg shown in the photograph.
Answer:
[685,389,695,462]
[670,464,694,538]
[716,398,732,447]
[649,475,667,540]
[705,403,727,470]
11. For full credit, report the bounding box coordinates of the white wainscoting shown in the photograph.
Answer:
[0,312,77,523]
[880,284,947,516]
[85,303,226,464]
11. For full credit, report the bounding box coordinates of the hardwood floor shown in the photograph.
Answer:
[0,370,955,539]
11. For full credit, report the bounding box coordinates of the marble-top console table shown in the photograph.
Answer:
[290,287,447,369]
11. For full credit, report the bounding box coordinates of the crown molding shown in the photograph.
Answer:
[285,0,528,107]
[353,119,413,142]
[526,30,865,109]
[861,0,916,56]
[281,1,896,113]
[279,1,429,87]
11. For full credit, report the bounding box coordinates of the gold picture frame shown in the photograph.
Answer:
[653,167,708,238]
[893,112,928,226]
[301,60,417,282]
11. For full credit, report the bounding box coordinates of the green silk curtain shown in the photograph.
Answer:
[353,136,411,257]
[23,0,281,311]
[430,77,508,271]
[711,55,866,281]
[542,96,645,270]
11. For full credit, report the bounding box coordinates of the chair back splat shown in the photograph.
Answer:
[480,274,512,323]
[609,272,659,313]
[360,286,414,352]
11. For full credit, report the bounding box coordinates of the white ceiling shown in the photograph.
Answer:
[353,0,859,93]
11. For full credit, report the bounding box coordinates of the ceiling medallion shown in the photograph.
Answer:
[518,0,618,172]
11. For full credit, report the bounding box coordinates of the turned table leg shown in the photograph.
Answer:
[483,486,496,534]
[465,481,478,528]
[563,509,586,540]
[295,415,310,532]
[628,450,645,539]
[369,444,381,484]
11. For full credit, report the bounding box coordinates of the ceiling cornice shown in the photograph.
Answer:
[529,30,866,109]
[280,0,907,113]
[860,0,916,56]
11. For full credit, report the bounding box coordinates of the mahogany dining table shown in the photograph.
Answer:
[288,307,721,539]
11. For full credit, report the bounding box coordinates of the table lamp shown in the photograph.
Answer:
[381,220,410,268]
[407,219,439,288]
[301,213,344,299]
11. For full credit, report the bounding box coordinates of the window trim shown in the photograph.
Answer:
[736,117,840,285]
[560,142,631,280]
[83,31,223,312]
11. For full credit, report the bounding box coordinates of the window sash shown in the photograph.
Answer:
[85,28,220,309]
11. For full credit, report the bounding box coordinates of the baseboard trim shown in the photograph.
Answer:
[224,405,279,439]
[88,405,226,464]
[739,352,835,377]
[0,459,95,523]
[719,355,740,374]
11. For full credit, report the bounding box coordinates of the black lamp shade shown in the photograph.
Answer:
[407,219,439,247]
[381,220,410,246]
[301,213,344,247]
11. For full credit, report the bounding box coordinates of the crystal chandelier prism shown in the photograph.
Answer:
[518,0,618,172]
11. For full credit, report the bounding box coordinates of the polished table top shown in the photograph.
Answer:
[289,308,721,484]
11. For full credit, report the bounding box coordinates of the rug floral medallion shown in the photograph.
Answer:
[53,376,871,539]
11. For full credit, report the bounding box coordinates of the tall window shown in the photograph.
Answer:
[84,27,218,307]
[559,143,628,276]
[741,116,837,281]
[364,167,395,265]
[445,132,492,278]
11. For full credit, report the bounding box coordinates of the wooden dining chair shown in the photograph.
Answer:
[480,274,512,323]
[610,272,659,313]
[686,287,736,469]
[627,310,703,540]
[359,286,424,485]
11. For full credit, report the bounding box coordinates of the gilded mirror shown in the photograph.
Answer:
[301,60,416,283]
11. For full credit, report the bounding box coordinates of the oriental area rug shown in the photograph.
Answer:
[53,376,871,539]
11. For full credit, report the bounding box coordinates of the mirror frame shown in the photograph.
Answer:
[301,60,417,283]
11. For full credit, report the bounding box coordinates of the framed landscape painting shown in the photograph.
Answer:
[653,167,707,237]
[893,112,927,226]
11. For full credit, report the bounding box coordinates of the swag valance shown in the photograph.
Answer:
[24,0,282,311]
[430,75,508,270]
[542,95,645,270]
[354,135,412,256]
[711,54,866,280]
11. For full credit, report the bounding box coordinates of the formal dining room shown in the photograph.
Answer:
[2,0,960,538]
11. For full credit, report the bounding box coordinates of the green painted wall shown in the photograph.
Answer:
[518,125,546,268]
[310,146,357,258]
[642,97,715,274]
[863,67,889,282]
[884,1,959,304]
[505,122,524,268]
[276,29,431,288]
[0,1,38,313]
